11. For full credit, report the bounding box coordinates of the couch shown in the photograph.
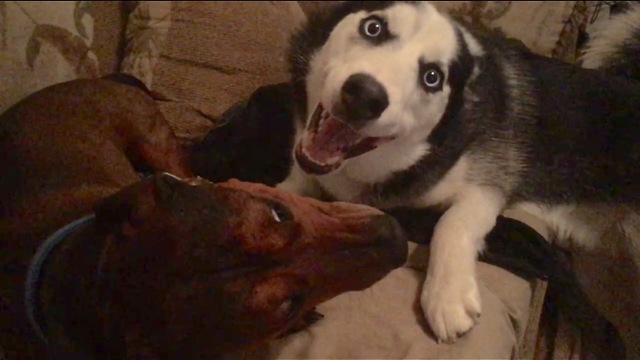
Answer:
[2,1,636,359]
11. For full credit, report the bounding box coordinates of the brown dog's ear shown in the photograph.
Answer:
[93,172,186,234]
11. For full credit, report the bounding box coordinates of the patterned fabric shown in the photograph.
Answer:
[0,1,99,113]
[120,1,171,89]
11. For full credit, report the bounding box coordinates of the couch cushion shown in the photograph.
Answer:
[264,241,537,360]
[120,1,306,141]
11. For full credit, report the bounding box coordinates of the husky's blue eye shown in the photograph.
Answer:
[363,19,382,37]
[420,64,444,92]
[359,15,388,41]
[423,70,441,87]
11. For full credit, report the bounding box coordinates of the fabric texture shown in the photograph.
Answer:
[90,0,131,76]
[0,1,99,113]
[120,1,171,89]
[120,1,307,141]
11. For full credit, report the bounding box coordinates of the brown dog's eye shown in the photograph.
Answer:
[277,299,294,318]
[269,201,293,223]
[277,293,305,320]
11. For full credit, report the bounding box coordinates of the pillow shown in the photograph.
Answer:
[268,254,534,360]
[120,1,307,141]
[0,2,99,113]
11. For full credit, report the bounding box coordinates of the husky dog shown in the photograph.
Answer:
[277,1,640,342]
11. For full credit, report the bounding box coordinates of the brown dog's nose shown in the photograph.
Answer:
[340,73,389,124]
[369,214,408,268]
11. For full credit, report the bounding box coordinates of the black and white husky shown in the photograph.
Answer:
[278,1,640,342]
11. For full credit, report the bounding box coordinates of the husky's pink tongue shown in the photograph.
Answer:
[295,104,395,175]
[306,115,363,162]
[296,115,364,175]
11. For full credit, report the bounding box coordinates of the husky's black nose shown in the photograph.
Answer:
[340,73,389,125]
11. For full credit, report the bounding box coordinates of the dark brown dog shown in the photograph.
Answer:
[0,78,407,359]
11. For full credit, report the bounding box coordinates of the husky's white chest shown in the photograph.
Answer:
[313,138,430,202]
[316,150,472,211]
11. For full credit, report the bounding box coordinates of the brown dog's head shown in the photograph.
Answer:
[91,173,407,358]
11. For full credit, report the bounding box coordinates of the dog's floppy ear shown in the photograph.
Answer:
[93,172,186,235]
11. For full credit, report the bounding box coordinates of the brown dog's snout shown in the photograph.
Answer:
[367,214,408,268]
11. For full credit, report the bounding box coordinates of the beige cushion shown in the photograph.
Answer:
[266,243,536,359]
[253,210,549,360]
[120,1,306,141]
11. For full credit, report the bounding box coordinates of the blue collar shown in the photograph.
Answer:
[24,214,97,344]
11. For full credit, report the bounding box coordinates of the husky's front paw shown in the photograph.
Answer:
[275,178,299,193]
[276,164,323,198]
[421,275,481,343]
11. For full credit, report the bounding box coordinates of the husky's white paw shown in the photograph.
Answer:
[275,178,298,193]
[276,165,325,198]
[276,164,310,195]
[421,274,481,343]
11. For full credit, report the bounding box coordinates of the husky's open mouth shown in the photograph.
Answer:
[295,103,395,175]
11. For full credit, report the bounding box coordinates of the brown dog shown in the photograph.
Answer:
[0,78,407,359]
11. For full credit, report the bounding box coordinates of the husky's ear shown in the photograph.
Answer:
[93,172,187,234]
